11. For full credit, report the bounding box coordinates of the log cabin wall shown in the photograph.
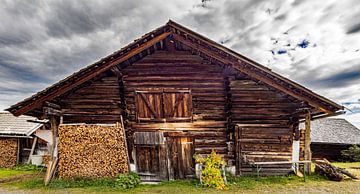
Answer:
[121,50,229,160]
[122,50,227,122]
[230,78,303,175]
[60,76,122,124]
[57,48,306,177]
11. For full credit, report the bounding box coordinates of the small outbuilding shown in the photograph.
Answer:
[307,118,360,161]
[0,112,50,168]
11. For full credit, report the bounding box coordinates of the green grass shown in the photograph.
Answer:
[332,162,360,176]
[3,162,360,193]
[0,165,43,179]
[8,174,328,193]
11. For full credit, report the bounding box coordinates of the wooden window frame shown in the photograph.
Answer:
[135,89,193,123]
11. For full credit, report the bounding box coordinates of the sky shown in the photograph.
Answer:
[0,0,359,127]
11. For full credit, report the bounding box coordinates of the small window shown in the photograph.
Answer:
[135,89,192,122]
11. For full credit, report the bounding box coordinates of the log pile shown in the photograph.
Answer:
[0,138,18,168]
[58,124,129,178]
[315,159,359,181]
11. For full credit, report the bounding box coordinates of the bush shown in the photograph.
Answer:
[194,150,226,190]
[115,172,141,189]
[341,145,360,162]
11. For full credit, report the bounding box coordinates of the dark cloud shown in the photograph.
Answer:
[274,13,287,20]
[0,34,31,46]
[303,64,360,88]
[0,0,359,112]
[317,66,360,87]
[0,61,49,83]
[347,23,360,34]
[45,6,99,37]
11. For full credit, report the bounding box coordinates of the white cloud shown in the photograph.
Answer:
[0,0,359,125]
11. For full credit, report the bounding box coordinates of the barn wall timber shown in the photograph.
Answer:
[122,50,230,162]
[55,48,306,177]
[122,50,227,122]
[0,138,18,168]
[60,76,122,124]
[230,78,302,175]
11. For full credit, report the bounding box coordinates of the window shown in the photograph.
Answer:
[135,89,192,122]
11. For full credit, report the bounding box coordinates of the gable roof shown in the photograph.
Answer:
[301,118,360,145]
[0,112,44,137]
[6,20,343,117]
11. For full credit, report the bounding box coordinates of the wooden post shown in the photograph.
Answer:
[304,111,312,174]
[49,116,58,160]
[120,116,130,172]
[27,137,38,164]
[44,115,59,185]
[16,139,21,165]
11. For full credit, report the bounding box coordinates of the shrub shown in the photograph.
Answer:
[194,150,226,190]
[341,145,360,162]
[115,172,141,189]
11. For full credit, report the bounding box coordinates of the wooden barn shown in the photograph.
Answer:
[0,112,50,168]
[7,21,344,180]
[300,118,360,161]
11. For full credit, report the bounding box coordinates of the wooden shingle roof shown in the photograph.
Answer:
[0,112,44,137]
[301,118,360,145]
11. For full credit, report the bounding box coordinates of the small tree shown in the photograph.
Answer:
[194,150,226,190]
[341,145,360,162]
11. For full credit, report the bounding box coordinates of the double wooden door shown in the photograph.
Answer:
[134,132,194,180]
[167,137,194,179]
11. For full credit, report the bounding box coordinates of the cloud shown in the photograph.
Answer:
[315,65,360,88]
[0,0,359,122]
[347,23,360,34]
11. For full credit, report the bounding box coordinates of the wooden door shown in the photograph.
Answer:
[135,145,160,179]
[134,132,166,181]
[163,89,192,122]
[135,91,163,122]
[135,89,192,122]
[167,137,195,179]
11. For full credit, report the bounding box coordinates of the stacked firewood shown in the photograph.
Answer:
[0,138,18,168]
[58,124,129,178]
[315,159,359,181]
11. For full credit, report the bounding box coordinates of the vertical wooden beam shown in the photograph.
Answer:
[16,139,21,165]
[49,116,58,160]
[223,69,234,168]
[304,111,312,174]
[27,137,38,164]
[45,115,59,185]
[111,66,134,163]
[119,117,130,172]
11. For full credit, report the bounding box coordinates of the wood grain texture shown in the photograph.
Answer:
[58,124,129,178]
[0,138,18,168]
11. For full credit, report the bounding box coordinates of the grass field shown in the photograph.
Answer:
[0,165,43,179]
[332,162,360,176]
[1,163,360,193]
